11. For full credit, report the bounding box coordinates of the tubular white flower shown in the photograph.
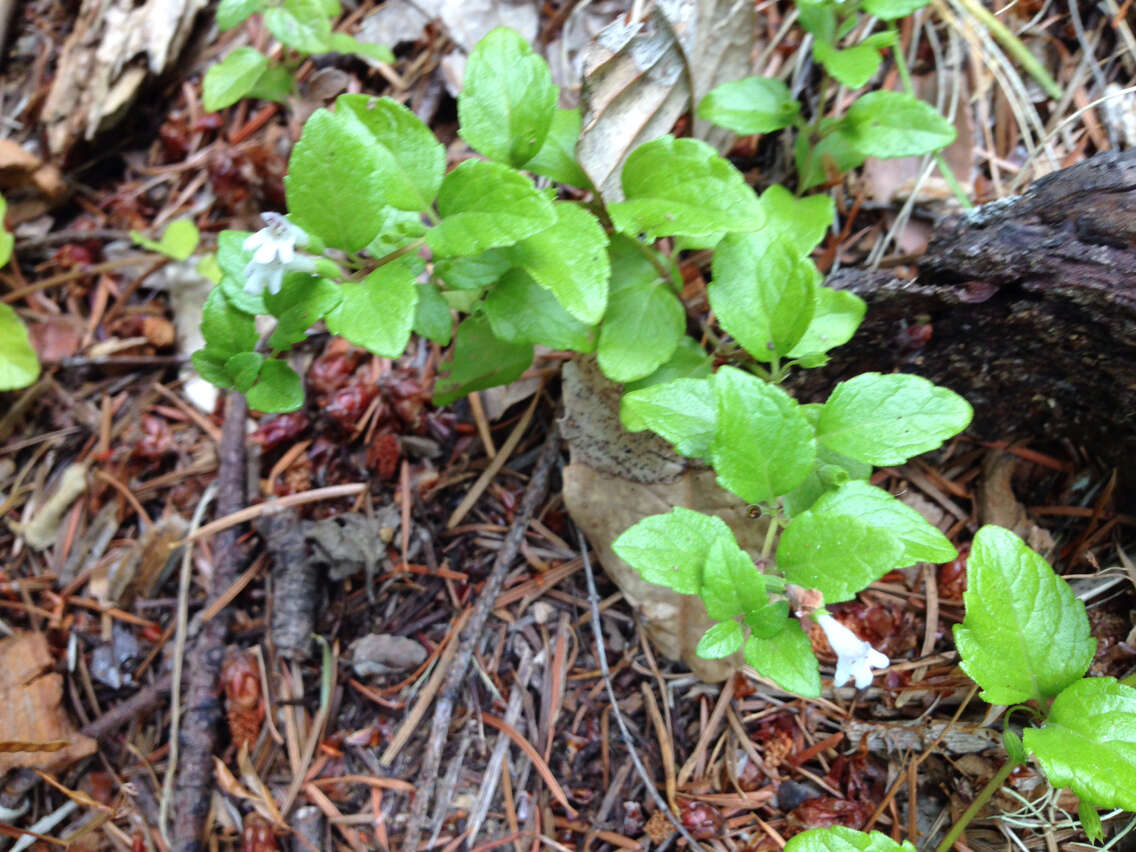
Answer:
[815,613,889,689]
[242,213,315,296]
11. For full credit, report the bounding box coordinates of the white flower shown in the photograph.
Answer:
[242,212,315,296]
[815,613,889,689]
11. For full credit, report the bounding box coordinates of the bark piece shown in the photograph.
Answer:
[790,150,1136,488]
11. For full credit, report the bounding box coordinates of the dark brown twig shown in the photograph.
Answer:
[401,423,561,851]
[79,673,172,742]
[171,391,248,852]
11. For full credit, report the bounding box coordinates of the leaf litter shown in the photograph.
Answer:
[0,0,1134,850]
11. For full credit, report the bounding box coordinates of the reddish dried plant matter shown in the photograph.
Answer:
[222,650,264,751]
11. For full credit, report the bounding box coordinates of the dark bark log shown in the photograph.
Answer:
[789,149,1136,487]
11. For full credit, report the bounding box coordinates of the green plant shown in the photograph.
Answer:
[0,192,40,391]
[203,0,393,112]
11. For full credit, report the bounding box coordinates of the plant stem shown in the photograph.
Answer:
[761,516,780,560]
[951,0,1062,100]
[933,758,1018,852]
[887,21,973,210]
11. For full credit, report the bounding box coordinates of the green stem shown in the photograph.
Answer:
[952,0,1063,100]
[796,74,831,197]
[761,516,780,561]
[887,21,973,210]
[933,758,1018,852]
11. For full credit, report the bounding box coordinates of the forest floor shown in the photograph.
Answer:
[1,1,1135,851]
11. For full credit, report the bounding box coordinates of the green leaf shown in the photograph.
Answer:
[458,27,557,167]
[782,443,872,518]
[784,826,917,852]
[485,269,596,352]
[0,304,39,391]
[620,377,715,459]
[264,276,342,349]
[192,348,235,389]
[953,525,1095,705]
[215,231,269,314]
[612,507,733,595]
[1024,677,1136,811]
[813,31,895,89]
[432,314,533,406]
[698,620,744,659]
[203,47,269,112]
[745,622,821,697]
[263,0,330,53]
[796,118,865,191]
[816,372,973,465]
[325,256,418,356]
[1003,729,1027,766]
[746,601,790,639]
[796,0,836,43]
[0,194,12,268]
[608,136,763,240]
[285,108,391,251]
[327,33,394,64]
[365,207,429,257]
[246,359,304,413]
[778,511,905,602]
[336,94,445,212]
[786,286,866,359]
[702,536,767,621]
[1079,800,1104,844]
[216,0,262,30]
[754,185,834,257]
[596,237,683,381]
[224,351,264,392]
[524,108,590,188]
[861,0,931,20]
[427,160,555,257]
[507,203,609,324]
[697,76,801,135]
[412,282,453,345]
[197,254,221,284]
[623,337,711,392]
[201,286,258,357]
[433,249,512,291]
[711,366,815,504]
[246,64,294,104]
[709,235,817,363]
[845,91,956,158]
[131,218,199,261]
[810,481,956,565]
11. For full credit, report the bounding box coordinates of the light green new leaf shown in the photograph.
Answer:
[623,337,711,391]
[817,372,973,465]
[0,304,39,391]
[216,0,262,30]
[432,314,533,406]
[861,0,931,20]
[366,207,429,257]
[954,526,1095,704]
[433,249,511,291]
[745,622,821,697]
[846,91,956,159]
[264,276,342,350]
[327,33,394,64]
[778,511,905,603]
[754,185,834,257]
[620,377,715,459]
[811,481,956,565]
[247,65,294,103]
[192,348,236,389]
[458,27,557,167]
[263,0,330,53]
[796,118,865,190]
[224,352,264,392]
[697,620,743,659]
[412,282,453,345]
[325,257,418,357]
[203,47,269,112]
[781,444,872,518]
[1024,677,1136,812]
[697,76,801,135]
[786,287,866,360]
[785,826,917,852]
[427,160,555,257]
[612,507,734,595]
[201,286,257,357]
[709,235,817,363]
[507,203,609,324]
[813,32,895,89]
[131,219,199,261]
[246,359,304,413]
[285,108,391,251]
[608,136,763,240]
[524,108,590,188]
[485,269,596,352]
[596,237,683,381]
[701,536,767,621]
[711,366,815,504]
[337,94,445,211]
[0,194,12,268]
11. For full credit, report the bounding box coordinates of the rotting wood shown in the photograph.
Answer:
[789,149,1136,489]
